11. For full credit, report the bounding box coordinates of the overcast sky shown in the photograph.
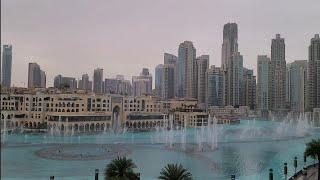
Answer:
[2,0,320,87]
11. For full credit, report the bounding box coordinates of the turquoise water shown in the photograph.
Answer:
[1,120,319,180]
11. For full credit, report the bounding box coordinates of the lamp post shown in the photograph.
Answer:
[284,163,288,180]
[95,169,99,180]
[231,175,235,180]
[294,156,298,176]
[269,169,273,180]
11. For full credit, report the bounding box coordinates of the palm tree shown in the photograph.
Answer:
[158,163,193,180]
[305,139,320,180]
[104,156,139,180]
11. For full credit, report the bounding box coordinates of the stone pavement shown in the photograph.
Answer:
[292,164,318,180]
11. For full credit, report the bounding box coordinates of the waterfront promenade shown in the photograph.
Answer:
[291,164,318,180]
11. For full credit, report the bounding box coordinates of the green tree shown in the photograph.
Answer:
[104,156,139,180]
[158,163,193,180]
[305,139,320,180]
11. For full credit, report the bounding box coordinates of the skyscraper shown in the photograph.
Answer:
[207,65,223,107]
[132,68,152,96]
[178,41,197,99]
[78,74,92,91]
[161,64,175,100]
[287,60,308,112]
[221,23,239,106]
[105,75,132,95]
[40,70,46,88]
[229,52,243,106]
[221,23,238,70]
[269,34,286,111]
[54,75,77,89]
[307,34,320,110]
[242,68,256,109]
[93,68,104,93]
[155,64,164,97]
[257,55,270,111]
[28,63,45,88]
[164,53,178,97]
[1,45,12,87]
[196,55,209,107]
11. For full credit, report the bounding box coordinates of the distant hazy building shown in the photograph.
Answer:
[308,34,320,110]
[28,63,46,88]
[161,64,175,100]
[242,68,256,109]
[196,55,209,107]
[257,55,270,111]
[155,64,164,97]
[178,41,197,99]
[54,75,77,90]
[105,75,132,95]
[132,68,152,96]
[287,60,308,112]
[93,68,104,94]
[269,34,287,111]
[207,65,223,107]
[1,45,12,87]
[78,74,92,91]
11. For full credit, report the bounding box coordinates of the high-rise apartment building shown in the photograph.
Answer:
[40,70,46,88]
[257,55,270,111]
[225,52,243,106]
[287,60,308,112]
[28,63,46,88]
[1,45,12,87]
[155,64,164,97]
[93,68,104,94]
[164,53,178,97]
[242,68,256,109]
[221,23,238,70]
[221,23,239,106]
[78,74,92,91]
[105,75,131,95]
[207,65,223,107]
[269,34,287,111]
[161,64,175,100]
[54,75,77,89]
[196,55,209,107]
[132,68,152,96]
[307,34,320,110]
[178,41,197,99]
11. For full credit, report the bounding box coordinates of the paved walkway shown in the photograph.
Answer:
[291,164,318,180]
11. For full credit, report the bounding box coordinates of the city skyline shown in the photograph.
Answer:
[1,0,319,87]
